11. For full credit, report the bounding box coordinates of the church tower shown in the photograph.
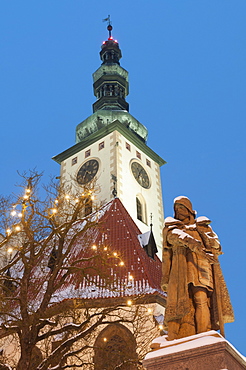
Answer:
[53,23,166,256]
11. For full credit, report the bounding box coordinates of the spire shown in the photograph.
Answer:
[138,214,158,259]
[92,18,129,112]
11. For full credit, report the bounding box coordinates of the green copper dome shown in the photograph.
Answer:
[76,110,148,143]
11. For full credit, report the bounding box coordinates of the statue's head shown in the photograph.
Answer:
[174,196,196,223]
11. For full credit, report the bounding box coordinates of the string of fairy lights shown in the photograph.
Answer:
[5,187,32,236]
[4,186,96,237]
[2,185,164,332]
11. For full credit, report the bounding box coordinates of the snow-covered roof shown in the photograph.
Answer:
[48,198,165,307]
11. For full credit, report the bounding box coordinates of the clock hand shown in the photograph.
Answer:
[138,169,143,178]
[82,170,90,178]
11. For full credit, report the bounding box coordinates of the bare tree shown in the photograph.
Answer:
[0,171,160,370]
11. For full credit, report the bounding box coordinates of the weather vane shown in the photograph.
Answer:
[103,15,113,39]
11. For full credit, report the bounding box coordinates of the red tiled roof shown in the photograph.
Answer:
[100,198,162,288]
[53,198,165,303]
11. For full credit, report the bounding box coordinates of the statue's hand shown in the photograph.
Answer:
[189,241,217,263]
[187,238,202,252]
[162,283,168,292]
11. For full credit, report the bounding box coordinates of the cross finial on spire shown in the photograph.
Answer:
[150,213,153,230]
[103,15,113,39]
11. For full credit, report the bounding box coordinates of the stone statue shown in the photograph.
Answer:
[161,196,234,341]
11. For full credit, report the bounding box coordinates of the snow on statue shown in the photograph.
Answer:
[161,196,234,341]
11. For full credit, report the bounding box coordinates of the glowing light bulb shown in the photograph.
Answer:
[127,300,132,306]
[91,195,95,201]
[75,198,79,203]
[104,247,108,251]
[113,252,117,257]
[6,229,11,235]
[159,325,164,330]
[119,261,124,266]
[15,225,21,232]
[129,275,133,280]
[23,195,29,200]
[7,247,13,254]
[11,210,17,216]
[51,208,57,214]
[147,308,152,314]
[18,213,23,218]
[54,199,58,204]
[65,195,70,200]
[103,337,107,342]
[92,245,97,250]
[26,189,31,193]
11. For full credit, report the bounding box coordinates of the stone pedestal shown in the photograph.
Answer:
[143,331,246,370]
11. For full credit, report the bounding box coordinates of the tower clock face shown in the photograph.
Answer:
[77,159,99,185]
[131,161,150,189]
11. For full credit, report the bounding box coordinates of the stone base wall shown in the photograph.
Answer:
[143,331,246,370]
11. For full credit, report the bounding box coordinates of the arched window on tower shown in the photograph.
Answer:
[136,195,146,224]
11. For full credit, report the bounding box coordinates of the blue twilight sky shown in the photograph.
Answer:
[0,0,246,355]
